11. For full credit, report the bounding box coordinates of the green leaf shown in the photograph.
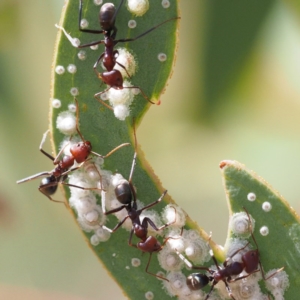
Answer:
[221,160,299,299]
[50,1,298,299]
[50,1,216,299]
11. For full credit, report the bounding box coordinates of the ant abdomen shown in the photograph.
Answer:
[102,70,123,88]
[99,3,116,31]
[187,273,209,291]
[115,181,132,204]
[40,176,58,196]
[138,236,161,253]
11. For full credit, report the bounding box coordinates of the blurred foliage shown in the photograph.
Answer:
[1,0,300,299]
[201,0,276,121]
[0,1,20,50]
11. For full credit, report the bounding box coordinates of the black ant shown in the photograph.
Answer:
[176,207,284,300]
[102,125,178,281]
[56,0,179,108]
[17,99,129,204]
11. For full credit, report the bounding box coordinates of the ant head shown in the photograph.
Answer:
[40,176,58,196]
[115,180,133,205]
[102,70,123,88]
[70,141,92,163]
[99,3,116,31]
[187,273,210,291]
[138,236,162,253]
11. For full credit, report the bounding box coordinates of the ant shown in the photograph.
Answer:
[176,207,284,300]
[17,99,129,204]
[56,0,179,108]
[102,124,178,281]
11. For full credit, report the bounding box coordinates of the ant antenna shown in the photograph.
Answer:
[74,98,86,142]
[111,0,125,26]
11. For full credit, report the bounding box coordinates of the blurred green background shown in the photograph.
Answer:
[1,0,300,299]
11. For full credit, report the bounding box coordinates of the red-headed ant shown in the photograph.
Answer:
[176,207,284,300]
[17,99,129,204]
[56,0,179,108]
[102,124,178,281]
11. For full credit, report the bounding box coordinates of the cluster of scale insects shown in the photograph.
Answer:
[17,1,289,299]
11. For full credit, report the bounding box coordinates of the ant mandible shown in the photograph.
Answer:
[56,0,179,107]
[102,124,177,281]
[17,99,129,204]
[176,207,284,300]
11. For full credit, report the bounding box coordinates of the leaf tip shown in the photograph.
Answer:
[219,160,233,169]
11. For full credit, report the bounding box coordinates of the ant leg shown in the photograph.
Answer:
[128,228,138,248]
[137,190,167,213]
[242,207,285,280]
[55,24,105,48]
[128,123,138,205]
[204,282,217,300]
[243,207,258,247]
[127,158,137,207]
[124,86,155,105]
[16,171,51,184]
[113,50,131,78]
[101,143,131,158]
[222,280,236,300]
[61,182,101,192]
[94,88,114,111]
[78,0,105,34]
[176,250,211,272]
[73,98,86,141]
[39,179,102,207]
[128,121,138,183]
[157,206,177,230]
[145,253,169,281]
[260,263,284,281]
[115,61,131,78]
[93,53,105,75]
[61,163,104,205]
[39,130,55,161]
[161,227,183,248]
[211,255,223,271]
[115,17,180,44]
[101,190,108,213]
[60,160,88,177]
[88,163,105,191]
[128,152,137,183]
[227,269,260,283]
[105,214,131,233]
[53,140,72,165]
[38,182,67,206]
[78,40,105,48]
[39,192,66,206]
[91,143,130,159]
[143,206,176,232]
[223,242,250,268]
[104,204,127,216]
[93,62,105,80]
